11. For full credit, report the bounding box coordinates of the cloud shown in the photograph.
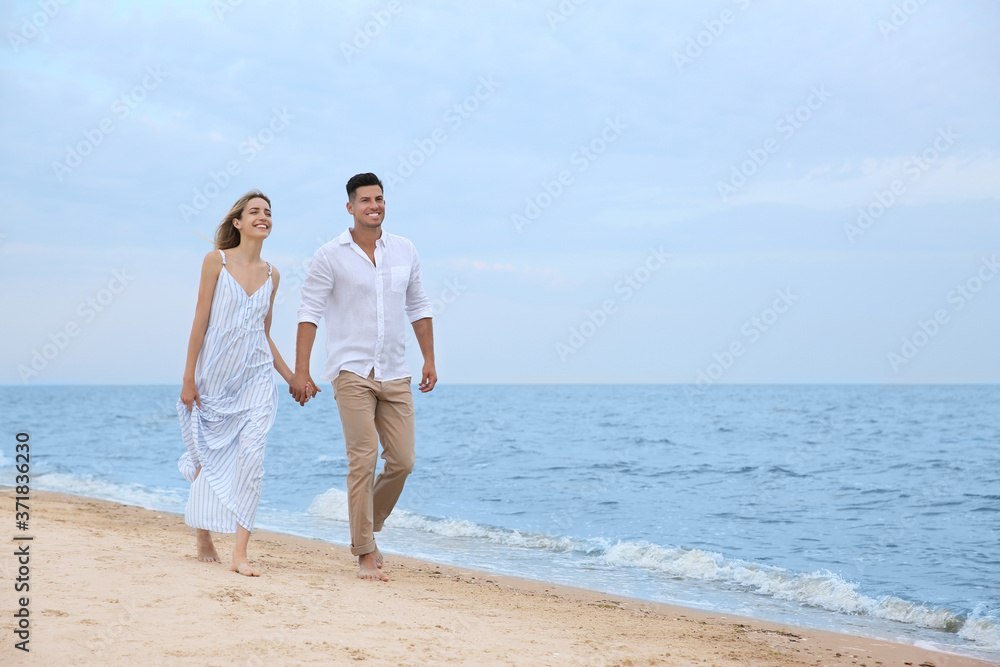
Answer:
[2,1,998,383]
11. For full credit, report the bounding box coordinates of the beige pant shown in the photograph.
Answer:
[333,370,415,556]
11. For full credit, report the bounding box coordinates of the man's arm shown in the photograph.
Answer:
[291,249,333,405]
[290,322,320,405]
[404,242,435,392]
[412,317,436,393]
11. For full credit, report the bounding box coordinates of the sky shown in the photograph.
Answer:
[2,0,998,385]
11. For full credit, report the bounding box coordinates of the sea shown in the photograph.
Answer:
[2,384,998,661]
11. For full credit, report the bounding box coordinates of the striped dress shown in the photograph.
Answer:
[176,249,278,533]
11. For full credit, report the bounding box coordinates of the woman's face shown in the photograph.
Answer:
[235,197,271,239]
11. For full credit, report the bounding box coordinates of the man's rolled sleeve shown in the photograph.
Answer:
[297,249,334,325]
[405,248,433,323]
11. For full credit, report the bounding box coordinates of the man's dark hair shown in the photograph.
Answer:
[346,173,384,201]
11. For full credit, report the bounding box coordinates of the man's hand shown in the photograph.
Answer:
[290,372,321,406]
[411,318,436,393]
[418,362,437,393]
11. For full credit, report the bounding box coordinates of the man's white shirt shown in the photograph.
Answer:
[297,228,433,382]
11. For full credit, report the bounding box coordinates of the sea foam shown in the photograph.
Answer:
[598,541,979,635]
[34,472,185,512]
[307,486,998,650]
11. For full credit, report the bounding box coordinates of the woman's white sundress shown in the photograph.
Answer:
[177,249,277,533]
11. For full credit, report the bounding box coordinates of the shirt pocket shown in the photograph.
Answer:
[390,265,410,293]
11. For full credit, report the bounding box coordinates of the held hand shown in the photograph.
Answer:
[180,379,202,411]
[418,362,437,393]
[299,381,320,405]
[290,372,321,406]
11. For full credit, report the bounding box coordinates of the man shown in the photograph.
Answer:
[290,172,436,581]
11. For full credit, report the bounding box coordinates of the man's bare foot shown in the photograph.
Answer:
[231,559,260,577]
[358,551,388,581]
[196,530,220,563]
[373,544,384,569]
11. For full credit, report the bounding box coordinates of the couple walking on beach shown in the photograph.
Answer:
[176,173,436,581]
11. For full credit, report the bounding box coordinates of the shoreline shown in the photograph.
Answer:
[4,489,997,666]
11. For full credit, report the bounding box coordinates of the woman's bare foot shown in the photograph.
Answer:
[196,530,220,563]
[231,559,260,577]
[230,524,258,575]
[358,551,388,581]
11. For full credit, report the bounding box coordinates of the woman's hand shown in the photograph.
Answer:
[297,381,320,405]
[290,372,321,406]
[180,378,202,411]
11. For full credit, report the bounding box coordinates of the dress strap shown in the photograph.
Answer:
[266,262,272,276]
[217,249,226,266]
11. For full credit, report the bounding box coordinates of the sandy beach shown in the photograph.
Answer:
[2,490,994,666]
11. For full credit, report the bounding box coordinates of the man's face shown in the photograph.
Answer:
[347,185,385,230]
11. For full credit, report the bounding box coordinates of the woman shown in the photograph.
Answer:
[177,190,313,576]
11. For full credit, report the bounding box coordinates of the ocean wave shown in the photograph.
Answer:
[599,541,995,645]
[307,488,582,552]
[960,604,1000,647]
[34,472,184,511]
[305,488,999,651]
[388,512,581,552]
[307,488,350,521]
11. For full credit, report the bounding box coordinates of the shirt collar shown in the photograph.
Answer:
[339,228,386,246]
